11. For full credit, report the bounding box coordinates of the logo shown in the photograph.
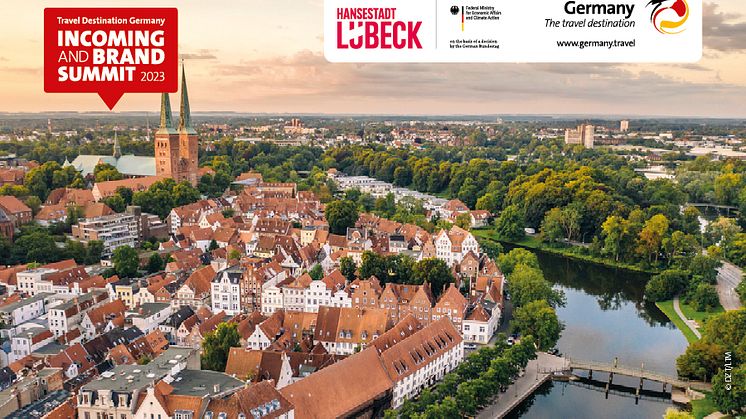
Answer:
[451,5,464,31]
[647,0,689,34]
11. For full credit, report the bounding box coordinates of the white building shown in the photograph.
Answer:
[10,327,54,362]
[303,280,332,313]
[126,302,172,334]
[47,290,108,338]
[380,318,464,408]
[71,213,139,257]
[462,301,501,344]
[211,266,244,315]
[434,226,479,266]
[282,274,311,313]
[0,293,50,336]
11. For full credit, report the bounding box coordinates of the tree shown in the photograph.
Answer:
[493,205,525,241]
[358,251,388,283]
[339,256,357,282]
[497,248,539,276]
[115,186,134,206]
[66,205,84,230]
[676,340,724,380]
[113,245,139,278]
[707,217,741,252]
[412,258,454,298]
[454,212,472,230]
[309,264,324,281]
[699,310,746,362]
[644,269,689,302]
[103,194,126,213]
[455,382,478,416]
[558,205,582,242]
[201,322,241,371]
[12,229,59,263]
[146,253,165,273]
[387,253,415,284]
[228,249,241,261]
[540,207,565,243]
[713,172,742,206]
[689,283,719,311]
[601,215,631,262]
[173,181,201,207]
[508,265,565,308]
[94,163,123,182]
[65,240,87,264]
[637,214,669,263]
[25,196,42,216]
[208,239,219,251]
[85,240,104,265]
[325,199,359,235]
[712,365,746,415]
[512,300,563,351]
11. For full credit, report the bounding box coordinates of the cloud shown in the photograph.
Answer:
[671,63,711,71]
[201,50,746,116]
[180,49,218,60]
[703,2,746,51]
[0,66,41,75]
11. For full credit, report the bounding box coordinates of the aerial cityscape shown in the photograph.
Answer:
[0,63,742,418]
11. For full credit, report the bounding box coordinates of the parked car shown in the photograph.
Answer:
[464,343,478,350]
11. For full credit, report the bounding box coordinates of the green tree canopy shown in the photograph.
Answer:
[412,258,454,299]
[201,322,241,371]
[512,300,563,350]
[325,199,359,235]
[508,264,565,308]
[113,245,139,278]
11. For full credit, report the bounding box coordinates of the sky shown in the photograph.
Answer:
[0,0,745,117]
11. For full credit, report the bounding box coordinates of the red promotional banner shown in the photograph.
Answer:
[43,8,178,110]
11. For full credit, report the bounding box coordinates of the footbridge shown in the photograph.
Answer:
[567,358,712,392]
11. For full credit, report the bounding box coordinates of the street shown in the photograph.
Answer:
[716,260,743,311]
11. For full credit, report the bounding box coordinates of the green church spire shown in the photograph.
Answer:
[157,92,176,134]
[113,130,121,159]
[178,62,196,134]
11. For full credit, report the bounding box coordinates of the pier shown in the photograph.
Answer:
[477,354,711,418]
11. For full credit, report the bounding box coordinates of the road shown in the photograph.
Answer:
[477,352,568,419]
[716,260,743,311]
[673,296,702,339]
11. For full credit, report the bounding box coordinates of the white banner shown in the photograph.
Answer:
[324,0,702,62]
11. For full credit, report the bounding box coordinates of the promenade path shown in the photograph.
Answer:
[477,352,567,419]
[673,296,702,339]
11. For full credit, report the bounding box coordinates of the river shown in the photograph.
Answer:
[506,249,690,419]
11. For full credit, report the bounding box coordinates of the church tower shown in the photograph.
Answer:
[177,64,199,186]
[154,62,199,186]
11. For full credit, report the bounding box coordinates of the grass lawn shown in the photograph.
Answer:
[679,300,724,328]
[655,300,700,344]
[691,392,718,419]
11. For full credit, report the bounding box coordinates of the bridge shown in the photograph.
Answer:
[477,353,712,418]
[567,358,712,392]
[685,202,738,212]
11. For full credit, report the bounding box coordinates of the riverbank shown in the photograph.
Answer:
[656,300,699,344]
[473,230,657,274]
[691,392,718,419]
[655,299,723,344]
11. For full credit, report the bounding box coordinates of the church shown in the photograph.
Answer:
[67,64,199,187]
